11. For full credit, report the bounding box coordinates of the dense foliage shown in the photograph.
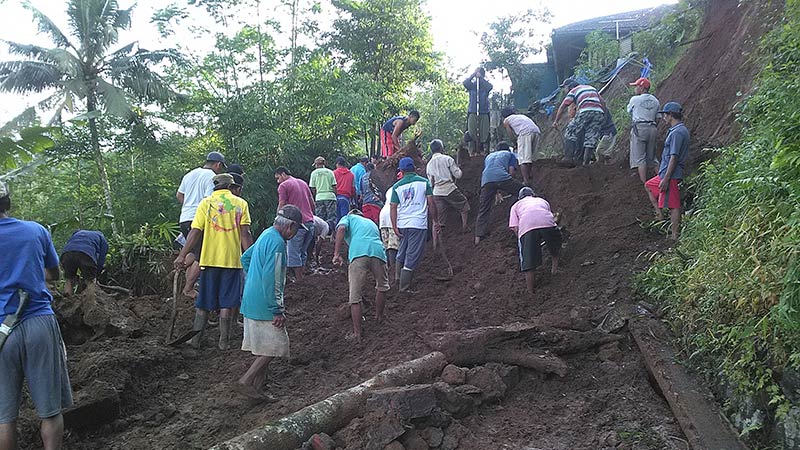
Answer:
[637,0,800,434]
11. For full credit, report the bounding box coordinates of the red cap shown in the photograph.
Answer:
[629,77,651,90]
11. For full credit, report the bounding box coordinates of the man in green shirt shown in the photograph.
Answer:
[332,209,390,343]
[309,156,337,231]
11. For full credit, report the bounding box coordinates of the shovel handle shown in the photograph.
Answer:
[166,270,180,344]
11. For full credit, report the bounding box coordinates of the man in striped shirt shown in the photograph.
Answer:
[553,79,606,165]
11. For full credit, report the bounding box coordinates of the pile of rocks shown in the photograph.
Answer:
[301,362,520,450]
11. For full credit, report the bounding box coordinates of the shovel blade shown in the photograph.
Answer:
[168,330,200,347]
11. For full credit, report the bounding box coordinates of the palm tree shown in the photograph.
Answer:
[0,0,182,235]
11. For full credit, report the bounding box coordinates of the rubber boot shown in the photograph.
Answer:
[399,268,416,293]
[218,317,232,350]
[395,264,402,287]
[190,310,207,349]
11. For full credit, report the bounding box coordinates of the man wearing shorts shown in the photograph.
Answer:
[0,181,73,450]
[175,173,253,350]
[501,108,541,186]
[176,151,226,299]
[475,142,524,244]
[646,102,689,240]
[553,79,606,165]
[381,111,420,158]
[309,156,337,232]
[60,229,108,296]
[391,158,437,293]
[333,209,390,342]
[379,185,400,282]
[237,205,304,400]
[426,139,469,235]
[627,77,660,183]
[509,187,561,297]
[275,167,316,281]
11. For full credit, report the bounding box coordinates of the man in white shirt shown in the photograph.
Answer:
[627,77,660,184]
[426,139,469,236]
[176,151,226,298]
[501,107,541,186]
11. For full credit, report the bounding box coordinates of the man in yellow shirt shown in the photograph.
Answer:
[175,173,254,349]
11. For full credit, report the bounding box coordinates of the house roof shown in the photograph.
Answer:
[553,4,676,37]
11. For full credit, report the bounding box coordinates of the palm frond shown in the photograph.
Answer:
[2,41,81,78]
[68,0,125,65]
[114,5,133,31]
[22,1,75,50]
[0,107,38,136]
[0,61,62,93]
[95,77,133,118]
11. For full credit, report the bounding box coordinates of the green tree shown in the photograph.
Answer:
[0,0,181,235]
[411,74,468,149]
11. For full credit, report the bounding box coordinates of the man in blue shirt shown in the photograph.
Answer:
[475,142,525,244]
[333,209,390,342]
[464,67,493,155]
[350,157,368,205]
[0,182,73,449]
[61,230,108,296]
[645,102,690,240]
[236,205,304,400]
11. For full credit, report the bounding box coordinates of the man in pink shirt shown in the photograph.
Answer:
[508,187,561,296]
[274,167,316,281]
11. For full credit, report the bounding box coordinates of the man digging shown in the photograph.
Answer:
[332,209,390,342]
[175,173,253,350]
[236,205,305,400]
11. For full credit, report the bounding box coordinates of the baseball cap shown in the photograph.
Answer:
[231,173,244,187]
[313,156,326,166]
[277,205,309,230]
[0,181,8,197]
[399,157,415,171]
[227,164,244,175]
[658,102,683,114]
[206,151,226,167]
[629,77,651,90]
[518,187,535,200]
[212,173,235,187]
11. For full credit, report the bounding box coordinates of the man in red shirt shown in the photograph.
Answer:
[333,157,355,224]
[274,167,316,281]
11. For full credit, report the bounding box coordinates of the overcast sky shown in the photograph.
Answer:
[0,0,676,123]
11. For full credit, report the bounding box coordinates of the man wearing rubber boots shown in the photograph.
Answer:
[390,157,437,293]
[0,181,73,450]
[175,173,253,350]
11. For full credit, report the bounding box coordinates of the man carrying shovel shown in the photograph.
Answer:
[175,174,253,350]
[235,205,305,400]
[332,209,390,342]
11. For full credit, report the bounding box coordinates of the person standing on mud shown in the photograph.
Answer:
[0,181,73,450]
[175,173,254,350]
[475,142,524,244]
[236,205,304,400]
[500,107,541,186]
[380,111,421,158]
[645,102,689,240]
[275,167,316,282]
[627,77,660,183]
[509,187,561,296]
[310,156,338,232]
[391,157,437,292]
[333,157,356,224]
[60,229,108,296]
[426,139,470,234]
[176,151,227,300]
[332,209,390,342]
[464,67,493,156]
[350,156,368,206]
[379,183,400,283]
[553,79,606,165]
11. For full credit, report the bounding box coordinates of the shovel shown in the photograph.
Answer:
[165,271,201,347]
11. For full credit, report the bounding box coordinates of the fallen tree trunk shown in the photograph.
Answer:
[210,352,447,450]
[425,323,624,377]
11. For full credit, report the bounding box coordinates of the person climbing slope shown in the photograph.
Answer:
[509,187,561,297]
[380,111,420,158]
[475,142,524,244]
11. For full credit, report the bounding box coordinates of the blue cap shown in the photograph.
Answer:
[206,151,226,165]
[399,157,415,171]
[658,102,682,114]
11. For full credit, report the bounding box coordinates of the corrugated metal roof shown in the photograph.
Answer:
[553,4,676,36]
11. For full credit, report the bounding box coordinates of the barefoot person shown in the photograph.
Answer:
[60,229,108,296]
[236,205,304,399]
[426,139,470,236]
[175,173,253,350]
[645,102,690,240]
[626,77,660,182]
[474,142,524,244]
[0,181,73,450]
[332,209,390,342]
[176,151,227,299]
[500,107,540,186]
[509,187,561,296]
[380,111,420,158]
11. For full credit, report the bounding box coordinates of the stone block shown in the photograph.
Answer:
[440,364,467,385]
[367,384,437,419]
